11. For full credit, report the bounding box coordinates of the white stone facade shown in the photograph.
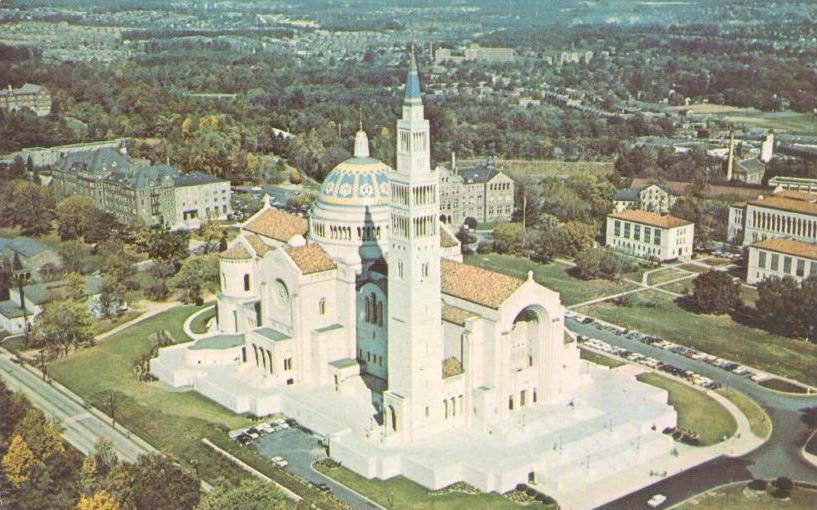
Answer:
[150,55,679,506]
[606,211,694,261]
[746,239,817,285]
[729,194,817,247]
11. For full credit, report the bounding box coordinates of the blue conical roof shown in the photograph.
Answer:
[404,48,421,100]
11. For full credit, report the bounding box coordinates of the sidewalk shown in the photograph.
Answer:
[552,364,766,510]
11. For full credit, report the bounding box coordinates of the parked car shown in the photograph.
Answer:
[647,494,667,508]
[271,456,288,468]
[312,482,331,493]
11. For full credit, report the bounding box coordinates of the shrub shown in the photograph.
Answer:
[770,487,790,499]
[747,479,767,491]
[773,477,793,491]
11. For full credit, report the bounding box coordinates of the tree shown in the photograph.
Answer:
[120,454,200,510]
[35,299,94,355]
[0,180,55,235]
[75,491,121,510]
[2,435,43,488]
[574,247,631,280]
[65,272,88,301]
[552,221,596,257]
[692,271,741,314]
[492,222,525,255]
[755,276,811,338]
[171,255,218,304]
[0,392,32,441]
[59,240,93,274]
[197,478,287,510]
[12,408,65,462]
[198,216,224,254]
[56,196,98,240]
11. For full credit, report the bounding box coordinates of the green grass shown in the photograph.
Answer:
[658,279,693,295]
[716,388,771,439]
[647,268,688,286]
[676,482,817,510]
[581,291,817,386]
[50,304,245,428]
[758,378,810,394]
[314,462,557,510]
[678,263,709,273]
[637,373,736,446]
[702,257,732,267]
[464,253,637,306]
[2,335,27,355]
[48,305,256,485]
[579,347,624,368]
[189,306,217,335]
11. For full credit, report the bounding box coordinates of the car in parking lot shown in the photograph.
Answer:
[311,482,331,493]
[271,456,288,468]
[647,494,667,508]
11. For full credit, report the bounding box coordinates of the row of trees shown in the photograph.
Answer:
[692,271,817,342]
[0,379,288,510]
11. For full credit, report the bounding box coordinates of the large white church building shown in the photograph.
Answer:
[152,53,680,506]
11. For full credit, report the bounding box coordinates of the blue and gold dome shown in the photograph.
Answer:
[317,129,391,208]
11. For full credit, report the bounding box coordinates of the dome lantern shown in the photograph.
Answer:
[354,124,370,158]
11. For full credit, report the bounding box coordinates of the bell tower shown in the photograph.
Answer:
[384,47,444,441]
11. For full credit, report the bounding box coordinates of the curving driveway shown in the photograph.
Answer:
[566,318,817,508]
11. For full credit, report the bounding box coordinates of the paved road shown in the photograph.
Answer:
[566,317,817,508]
[0,348,152,463]
[252,427,383,510]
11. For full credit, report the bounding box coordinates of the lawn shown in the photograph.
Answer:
[637,373,736,446]
[189,306,217,335]
[48,305,254,481]
[581,291,817,386]
[716,388,771,439]
[676,482,817,510]
[702,257,732,267]
[647,268,688,286]
[464,254,637,306]
[758,378,810,394]
[579,347,624,368]
[678,263,709,273]
[314,462,557,510]
[658,279,693,295]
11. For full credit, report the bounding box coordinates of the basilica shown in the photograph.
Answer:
[151,52,679,505]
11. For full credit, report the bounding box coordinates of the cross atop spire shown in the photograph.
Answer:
[404,44,421,102]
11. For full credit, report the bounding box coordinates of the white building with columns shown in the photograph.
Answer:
[151,52,682,507]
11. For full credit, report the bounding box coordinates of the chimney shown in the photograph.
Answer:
[726,133,735,181]
[451,151,456,172]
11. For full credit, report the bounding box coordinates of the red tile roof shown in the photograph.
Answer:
[245,234,271,256]
[285,244,336,274]
[219,243,251,260]
[441,259,524,309]
[440,229,459,248]
[609,210,692,229]
[751,238,817,260]
[244,207,308,242]
[747,196,817,217]
[441,303,476,326]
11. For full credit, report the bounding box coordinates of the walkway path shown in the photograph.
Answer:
[183,305,216,340]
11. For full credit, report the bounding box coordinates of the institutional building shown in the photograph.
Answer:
[434,43,515,64]
[769,175,817,194]
[606,210,694,261]
[728,191,817,246]
[613,182,676,214]
[746,238,817,285]
[150,52,678,506]
[438,158,515,227]
[0,83,51,116]
[51,147,231,229]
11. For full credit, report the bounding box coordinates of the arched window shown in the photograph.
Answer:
[243,274,250,291]
[319,298,326,315]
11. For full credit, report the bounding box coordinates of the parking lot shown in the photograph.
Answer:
[248,425,382,510]
[567,311,760,390]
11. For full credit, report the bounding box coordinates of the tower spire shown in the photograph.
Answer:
[405,44,421,102]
